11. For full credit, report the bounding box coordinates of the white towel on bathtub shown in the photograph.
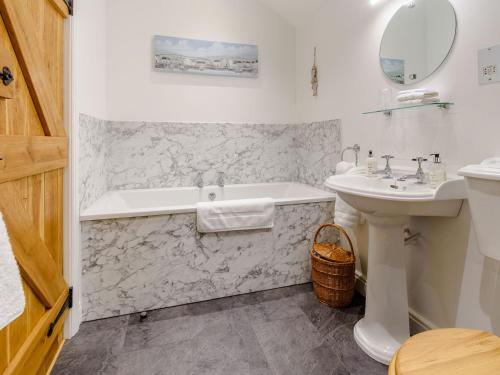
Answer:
[0,212,25,330]
[197,198,275,233]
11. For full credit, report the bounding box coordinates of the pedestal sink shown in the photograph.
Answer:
[325,168,466,365]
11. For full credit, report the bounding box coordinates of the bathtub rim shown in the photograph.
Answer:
[80,182,336,221]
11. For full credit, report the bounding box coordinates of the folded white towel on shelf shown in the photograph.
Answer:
[197,198,275,233]
[397,91,439,102]
[400,97,441,105]
[0,212,25,330]
[397,88,431,95]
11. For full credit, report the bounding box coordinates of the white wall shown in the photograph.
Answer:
[105,0,297,123]
[76,0,107,119]
[67,0,109,338]
[296,0,500,332]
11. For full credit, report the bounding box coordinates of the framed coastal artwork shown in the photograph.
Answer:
[153,35,259,78]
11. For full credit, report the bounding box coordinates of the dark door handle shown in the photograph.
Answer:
[0,66,14,86]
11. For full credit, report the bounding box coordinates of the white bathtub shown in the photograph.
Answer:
[80,182,335,221]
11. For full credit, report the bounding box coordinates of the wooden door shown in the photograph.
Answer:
[0,0,70,374]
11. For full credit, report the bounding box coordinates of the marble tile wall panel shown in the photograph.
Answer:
[79,114,108,210]
[105,122,298,190]
[293,119,342,188]
[79,117,342,208]
[81,202,334,321]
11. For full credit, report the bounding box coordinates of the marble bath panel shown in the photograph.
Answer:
[81,202,335,321]
[79,114,108,210]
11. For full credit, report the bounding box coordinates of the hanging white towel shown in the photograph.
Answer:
[333,162,362,229]
[334,196,362,228]
[197,198,275,233]
[332,162,365,274]
[335,161,355,175]
[0,212,25,330]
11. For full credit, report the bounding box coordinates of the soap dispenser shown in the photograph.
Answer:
[429,153,447,188]
[366,150,377,177]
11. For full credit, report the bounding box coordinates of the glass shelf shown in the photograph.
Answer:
[362,102,454,117]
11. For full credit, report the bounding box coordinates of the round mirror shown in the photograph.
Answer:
[380,0,457,85]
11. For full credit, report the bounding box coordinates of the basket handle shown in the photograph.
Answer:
[313,223,354,254]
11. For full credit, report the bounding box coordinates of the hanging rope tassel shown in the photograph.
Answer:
[311,47,318,97]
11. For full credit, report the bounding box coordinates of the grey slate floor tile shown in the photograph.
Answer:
[52,315,128,375]
[325,322,387,375]
[252,314,331,375]
[53,284,387,375]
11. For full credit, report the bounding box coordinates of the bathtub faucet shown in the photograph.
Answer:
[216,172,225,188]
[194,173,204,188]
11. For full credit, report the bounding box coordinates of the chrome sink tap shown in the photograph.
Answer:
[216,172,225,188]
[398,157,427,184]
[378,155,395,179]
[194,173,204,188]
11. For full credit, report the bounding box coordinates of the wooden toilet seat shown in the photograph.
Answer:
[388,328,500,375]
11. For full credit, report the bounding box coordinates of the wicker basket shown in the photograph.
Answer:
[310,223,356,307]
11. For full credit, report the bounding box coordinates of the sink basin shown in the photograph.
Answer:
[325,170,466,217]
[324,168,466,364]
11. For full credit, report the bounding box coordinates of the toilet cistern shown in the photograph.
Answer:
[459,157,500,261]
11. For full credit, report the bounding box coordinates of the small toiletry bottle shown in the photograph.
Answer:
[429,153,447,188]
[366,150,377,176]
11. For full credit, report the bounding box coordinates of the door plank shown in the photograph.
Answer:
[2,289,68,375]
[0,43,15,99]
[0,0,68,372]
[0,18,45,137]
[0,135,67,183]
[38,334,64,375]
[6,281,28,360]
[0,182,67,308]
[0,0,66,137]
[44,170,63,269]
[26,285,45,334]
[47,0,70,18]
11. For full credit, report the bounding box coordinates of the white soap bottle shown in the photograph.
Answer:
[429,153,447,188]
[366,150,378,177]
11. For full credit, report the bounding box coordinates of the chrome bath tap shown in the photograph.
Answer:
[216,172,225,188]
[194,173,204,188]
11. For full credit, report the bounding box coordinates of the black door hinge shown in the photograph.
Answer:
[64,0,73,16]
[47,287,73,337]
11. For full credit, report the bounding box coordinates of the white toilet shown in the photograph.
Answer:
[459,157,500,260]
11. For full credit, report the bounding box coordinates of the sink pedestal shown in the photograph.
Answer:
[353,214,410,365]
[324,171,466,365]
